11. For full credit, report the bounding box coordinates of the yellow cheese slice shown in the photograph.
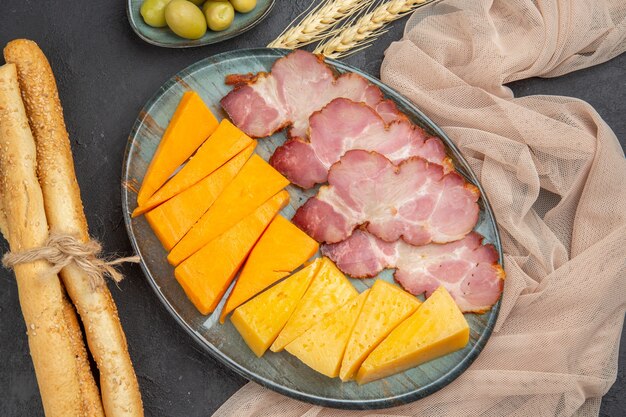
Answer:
[174,190,289,315]
[339,280,420,381]
[168,154,290,266]
[134,119,254,216]
[285,289,370,378]
[356,286,469,384]
[231,259,323,357]
[219,215,319,323]
[145,143,255,251]
[271,257,358,352]
[136,91,219,207]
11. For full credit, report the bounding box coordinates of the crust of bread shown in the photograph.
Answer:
[62,293,106,417]
[4,39,144,417]
[0,62,84,417]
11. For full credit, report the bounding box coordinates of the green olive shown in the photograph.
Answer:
[165,0,207,39]
[140,0,172,28]
[202,0,228,13]
[187,0,205,5]
[229,0,256,13]
[204,1,234,32]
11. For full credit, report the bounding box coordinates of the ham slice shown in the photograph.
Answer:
[322,230,505,313]
[292,150,480,246]
[374,99,407,124]
[220,50,386,138]
[270,98,452,188]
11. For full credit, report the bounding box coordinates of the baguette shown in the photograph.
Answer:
[0,62,84,416]
[62,293,106,417]
[4,39,144,417]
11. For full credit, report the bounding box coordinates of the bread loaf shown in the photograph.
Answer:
[4,39,144,417]
[0,62,84,417]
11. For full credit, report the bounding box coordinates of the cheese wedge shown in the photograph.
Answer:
[357,286,469,384]
[174,190,289,315]
[339,280,420,381]
[231,259,323,357]
[285,289,369,378]
[271,258,358,352]
[136,91,219,207]
[145,143,255,251]
[134,119,254,216]
[168,154,290,266]
[219,216,319,323]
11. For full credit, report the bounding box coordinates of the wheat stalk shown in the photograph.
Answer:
[268,0,372,49]
[314,0,436,58]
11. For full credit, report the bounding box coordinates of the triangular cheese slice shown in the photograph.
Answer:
[134,119,254,216]
[285,289,369,378]
[174,190,289,315]
[168,154,290,266]
[231,259,323,357]
[271,257,358,352]
[356,286,469,384]
[339,280,420,381]
[136,91,218,207]
[219,215,319,323]
[145,143,255,250]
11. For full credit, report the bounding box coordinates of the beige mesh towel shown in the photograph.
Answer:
[213,0,626,415]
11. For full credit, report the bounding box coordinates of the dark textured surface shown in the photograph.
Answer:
[0,1,623,416]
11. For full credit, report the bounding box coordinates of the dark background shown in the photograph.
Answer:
[0,1,624,416]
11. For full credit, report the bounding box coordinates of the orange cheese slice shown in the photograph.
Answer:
[230,259,323,357]
[134,119,254,216]
[145,143,255,251]
[285,289,369,378]
[357,286,469,384]
[168,154,290,266]
[219,216,319,323]
[174,190,289,315]
[136,91,219,207]
[339,280,420,381]
[271,257,358,352]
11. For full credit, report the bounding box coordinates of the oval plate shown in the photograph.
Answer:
[121,48,503,409]
[126,0,275,48]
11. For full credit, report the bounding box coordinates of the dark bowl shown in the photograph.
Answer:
[127,0,275,48]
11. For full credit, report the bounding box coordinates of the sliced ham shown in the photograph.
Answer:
[220,50,386,138]
[270,98,452,188]
[322,230,505,313]
[374,99,407,124]
[292,150,480,246]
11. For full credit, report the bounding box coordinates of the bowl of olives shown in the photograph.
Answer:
[127,0,274,47]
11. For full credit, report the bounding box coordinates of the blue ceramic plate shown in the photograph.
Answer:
[126,0,275,48]
[121,48,503,409]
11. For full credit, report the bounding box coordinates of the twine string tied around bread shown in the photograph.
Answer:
[2,233,140,287]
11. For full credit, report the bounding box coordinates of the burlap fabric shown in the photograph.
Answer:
[213,0,626,415]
